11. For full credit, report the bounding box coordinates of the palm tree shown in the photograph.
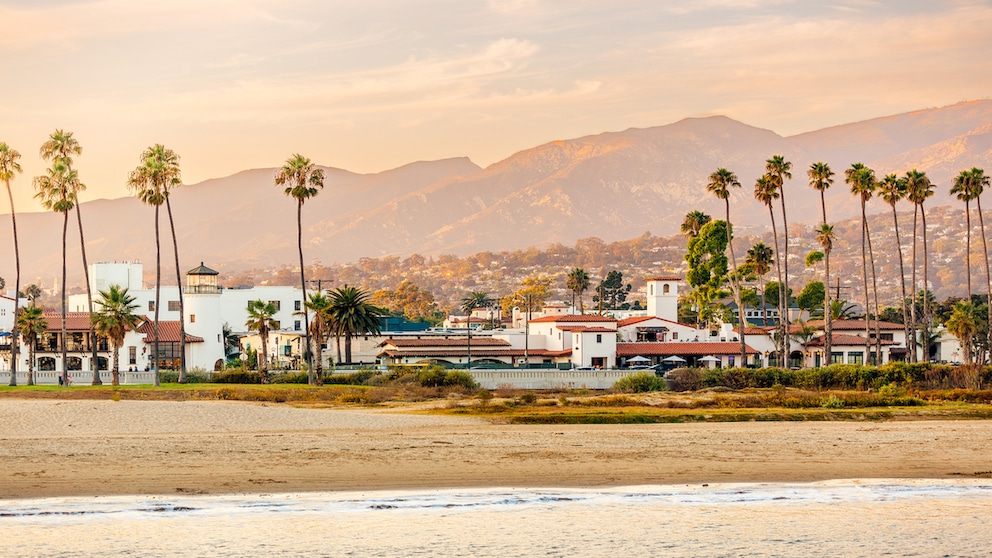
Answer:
[906,169,935,362]
[329,286,383,365]
[745,242,774,327]
[877,173,912,361]
[16,304,47,386]
[303,292,333,386]
[815,223,835,362]
[92,286,140,386]
[766,155,793,364]
[128,149,167,386]
[680,210,711,239]
[951,170,977,299]
[946,301,978,364]
[0,143,23,386]
[246,300,279,382]
[754,173,786,364]
[807,161,834,224]
[707,167,746,365]
[565,268,591,313]
[138,145,187,383]
[964,168,992,362]
[39,130,101,385]
[846,163,880,364]
[460,290,492,366]
[275,154,324,384]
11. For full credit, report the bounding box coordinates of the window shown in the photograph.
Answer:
[880,333,894,341]
[848,351,864,365]
[649,285,654,295]
[294,320,301,331]
[129,346,137,365]
[190,314,196,323]
[672,332,678,340]
[596,334,602,343]
[168,300,180,312]
[294,300,301,311]
[269,300,281,311]
[272,320,281,330]
[148,301,155,311]
[663,284,670,294]
[830,352,843,364]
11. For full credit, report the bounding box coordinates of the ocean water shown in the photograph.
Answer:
[2,480,991,557]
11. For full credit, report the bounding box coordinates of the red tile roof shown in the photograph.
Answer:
[42,311,98,332]
[528,314,617,324]
[137,321,204,343]
[804,334,896,347]
[617,342,760,356]
[557,326,617,333]
[617,316,692,328]
[798,319,905,332]
[646,276,682,282]
[378,348,571,358]
[378,337,511,348]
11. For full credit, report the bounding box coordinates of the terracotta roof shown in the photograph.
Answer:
[42,311,97,332]
[529,314,617,324]
[799,319,905,331]
[617,342,760,356]
[804,334,896,347]
[378,348,571,358]
[137,321,204,343]
[646,276,682,282]
[734,326,774,336]
[617,316,691,328]
[378,337,511,348]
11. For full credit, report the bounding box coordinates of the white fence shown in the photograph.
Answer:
[468,369,638,390]
[0,370,157,385]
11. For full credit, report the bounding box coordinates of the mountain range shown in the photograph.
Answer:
[2,99,991,286]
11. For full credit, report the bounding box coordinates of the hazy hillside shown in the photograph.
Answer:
[2,100,992,287]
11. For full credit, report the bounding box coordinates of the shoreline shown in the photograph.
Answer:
[1,400,990,500]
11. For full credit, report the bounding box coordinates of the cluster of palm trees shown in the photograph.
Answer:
[246,286,383,384]
[695,154,991,366]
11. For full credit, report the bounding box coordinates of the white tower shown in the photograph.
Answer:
[646,276,680,322]
[184,262,226,371]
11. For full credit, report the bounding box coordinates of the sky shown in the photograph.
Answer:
[1,0,991,213]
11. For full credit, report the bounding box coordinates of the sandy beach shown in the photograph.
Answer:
[1,399,990,499]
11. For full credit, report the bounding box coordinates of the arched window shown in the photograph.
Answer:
[663,284,670,294]
[39,357,56,371]
[96,357,108,371]
[67,357,83,371]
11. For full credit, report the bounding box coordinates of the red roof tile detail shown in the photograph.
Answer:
[378,348,571,358]
[804,334,896,347]
[137,321,204,343]
[528,314,617,324]
[646,276,682,282]
[616,342,760,356]
[378,338,511,348]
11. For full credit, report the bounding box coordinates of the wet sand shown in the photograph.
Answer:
[1,400,990,499]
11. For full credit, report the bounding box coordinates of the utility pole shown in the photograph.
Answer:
[466,307,472,369]
[524,293,531,367]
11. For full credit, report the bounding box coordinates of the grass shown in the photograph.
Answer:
[1,384,991,423]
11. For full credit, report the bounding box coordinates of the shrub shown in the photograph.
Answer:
[613,371,664,393]
[477,389,493,407]
[270,371,310,384]
[324,369,378,385]
[519,392,538,405]
[665,368,703,392]
[416,366,477,388]
[211,369,266,384]
[820,394,845,408]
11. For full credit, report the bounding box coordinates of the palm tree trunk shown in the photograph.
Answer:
[335,333,342,366]
[153,205,161,386]
[767,205,785,366]
[28,343,35,386]
[921,204,931,363]
[891,205,911,363]
[824,245,832,364]
[725,201,747,366]
[112,342,120,386]
[865,217,882,363]
[6,179,19,386]
[910,205,919,362]
[345,331,353,364]
[965,201,972,299]
[165,198,187,383]
[779,186,790,368]
[860,203,871,364]
[74,204,101,385]
[313,335,323,385]
[297,200,312,384]
[61,211,68,387]
[260,330,268,381]
[976,196,992,365]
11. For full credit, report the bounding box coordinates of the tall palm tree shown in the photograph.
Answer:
[39,130,101,385]
[807,161,834,224]
[16,304,47,386]
[766,155,793,365]
[460,290,492,366]
[906,169,935,362]
[275,154,324,384]
[246,300,279,382]
[303,291,333,386]
[877,173,911,360]
[329,286,383,365]
[815,223,835,362]
[946,301,978,365]
[565,268,590,313]
[680,210,711,239]
[745,242,774,327]
[138,145,187,383]
[707,167,746,365]
[754,173,786,364]
[846,163,880,364]
[0,143,23,386]
[964,168,992,362]
[951,169,976,299]
[128,150,168,386]
[92,286,140,386]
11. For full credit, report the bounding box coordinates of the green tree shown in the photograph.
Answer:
[370,280,438,322]
[91,286,140,386]
[807,161,834,224]
[954,167,991,361]
[754,173,786,362]
[275,154,324,383]
[594,270,633,311]
[707,167,746,363]
[303,292,333,385]
[680,210,711,239]
[946,301,978,364]
[502,275,553,316]
[0,142,23,386]
[745,241,774,327]
[815,223,836,359]
[906,169,935,362]
[565,267,591,312]
[796,281,825,315]
[246,300,279,382]
[763,281,793,309]
[846,163,880,364]
[329,286,383,364]
[877,173,911,362]
[685,220,729,329]
[23,284,41,305]
[16,304,47,386]
[766,155,793,359]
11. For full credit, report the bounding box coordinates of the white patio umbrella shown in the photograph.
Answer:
[662,355,687,363]
[627,356,650,363]
[699,355,719,362]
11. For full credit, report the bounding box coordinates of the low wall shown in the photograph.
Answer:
[0,370,158,385]
[468,369,637,390]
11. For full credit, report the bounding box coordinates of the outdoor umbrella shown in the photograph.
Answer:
[627,356,650,363]
[699,355,719,362]
[662,355,686,363]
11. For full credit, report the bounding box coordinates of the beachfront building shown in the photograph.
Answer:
[797,319,910,367]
